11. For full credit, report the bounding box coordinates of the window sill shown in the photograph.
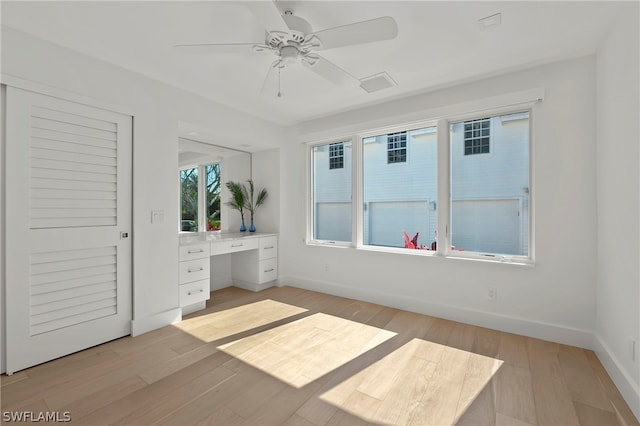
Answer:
[307,241,533,266]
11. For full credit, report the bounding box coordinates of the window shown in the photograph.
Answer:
[363,127,437,249]
[205,164,221,231]
[179,163,221,232]
[308,103,533,262]
[450,112,529,256]
[180,167,198,232]
[463,117,490,155]
[312,141,352,242]
[387,132,407,163]
[329,143,344,169]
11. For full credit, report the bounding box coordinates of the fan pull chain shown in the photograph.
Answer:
[277,62,283,98]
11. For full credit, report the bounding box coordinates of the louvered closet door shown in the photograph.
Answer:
[5,86,132,374]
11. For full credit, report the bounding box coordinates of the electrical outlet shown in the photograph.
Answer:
[487,287,497,301]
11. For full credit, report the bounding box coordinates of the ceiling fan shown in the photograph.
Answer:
[174,2,398,96]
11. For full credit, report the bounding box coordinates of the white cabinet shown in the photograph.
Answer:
[178,234,278,315]
[178,242,210,315]
[209,237,259,256]
[222,235,279,292]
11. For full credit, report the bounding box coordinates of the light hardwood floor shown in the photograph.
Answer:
[1,286,638,426]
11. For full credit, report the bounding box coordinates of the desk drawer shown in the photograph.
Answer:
[179,243,209,261]
[210,238,259,255]
[179,279,210,307]
[259,236,278,260]
[258,258,278,283]
[179,258,210,284]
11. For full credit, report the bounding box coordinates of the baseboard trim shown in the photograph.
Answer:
[233,279,275,293]
[281,275,593,349]
[593,334,640,420]
[131,307,182,337]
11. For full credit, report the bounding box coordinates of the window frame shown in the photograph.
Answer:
[306,99,537,265]
[307,138,355,246]
[179,162,222,234]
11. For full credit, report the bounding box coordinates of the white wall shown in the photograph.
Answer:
[595,6,640,418]
[252,148,281,234]
[1,28,285,342]
[281,56,599,348]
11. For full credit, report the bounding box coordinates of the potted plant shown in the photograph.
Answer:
[225,181,247,232]
[225,179,268,232]
[244,179,268,232]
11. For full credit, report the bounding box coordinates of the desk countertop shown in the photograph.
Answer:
[179,232,277,246]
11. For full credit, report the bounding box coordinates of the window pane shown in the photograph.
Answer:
[206,164,221,231]
[363,126,437,249]
[450,112,529,256]
[313,141,352,242]
[180,167,198,232]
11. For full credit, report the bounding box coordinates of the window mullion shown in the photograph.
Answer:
[436,118,450,255]
[198,164,206,232]
[353,136,363,248]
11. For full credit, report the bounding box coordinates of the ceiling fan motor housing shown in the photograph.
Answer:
[267,11,312,49]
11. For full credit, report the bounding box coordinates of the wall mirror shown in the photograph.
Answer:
[179,137,251,233]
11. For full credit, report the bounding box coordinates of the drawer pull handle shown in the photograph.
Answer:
[264,268,275,273]
[187,249,204,254]
[187,289,205,296]
[187,267,204,273]
[231,243,243,248]
[264,246,275,250]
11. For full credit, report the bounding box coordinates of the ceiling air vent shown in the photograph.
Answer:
[359,72,397,93]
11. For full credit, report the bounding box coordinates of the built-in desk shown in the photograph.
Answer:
[178,232,278,315]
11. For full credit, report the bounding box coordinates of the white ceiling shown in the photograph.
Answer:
[1,1,624,127]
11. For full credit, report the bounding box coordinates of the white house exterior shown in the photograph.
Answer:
[313,112,530,256]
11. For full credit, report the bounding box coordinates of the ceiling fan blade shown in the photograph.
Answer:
[302,55,360,87]
[311,16,398,50]
[247,1,290,33]
[174,43,265,54]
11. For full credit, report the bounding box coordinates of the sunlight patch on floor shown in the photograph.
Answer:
[320,338,503,425]
[218,313,397,388]
[174,299,308,342]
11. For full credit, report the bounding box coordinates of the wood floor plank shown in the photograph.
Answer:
[455,350,502,423]
[499,332,531,369]
[455,379,496,426]
[495,412,537,426]
[573,400,621,426]
[115,365,236,425]
[372,355,435,425]
[494,363,537,425]
[558,344,615,412]
[0,371,28,387]
[76,350,232,424]
[241,380,323,425]
[2,286,636,426]
[583,350,640,426]
[54,375,147,420]
[528,337,581,426]
[283,413,316,426]
[408,345,472,425]
[447,322,477,352]
[154,369,259,425]
[195,406,245,426]
[472,327,502,358]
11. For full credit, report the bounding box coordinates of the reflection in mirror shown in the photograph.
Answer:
[178,138,251,233]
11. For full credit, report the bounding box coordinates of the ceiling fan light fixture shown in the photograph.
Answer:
[280,45,299,65]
